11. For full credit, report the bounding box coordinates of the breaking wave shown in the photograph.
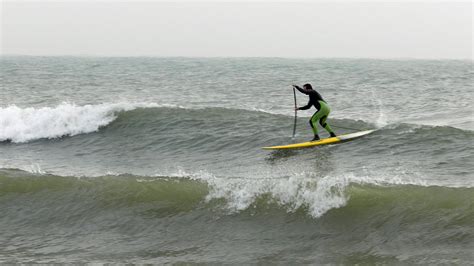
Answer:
[0,102,163,143]
[1,168,472,219]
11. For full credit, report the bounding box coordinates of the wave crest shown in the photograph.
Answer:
[0,102,159,143]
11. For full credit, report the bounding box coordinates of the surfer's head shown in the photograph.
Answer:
[303,84,313,90]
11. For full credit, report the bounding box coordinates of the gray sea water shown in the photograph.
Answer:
[1,56,473,264]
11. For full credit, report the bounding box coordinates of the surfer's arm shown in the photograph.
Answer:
[293,85,309,95]
[297,101,311,110]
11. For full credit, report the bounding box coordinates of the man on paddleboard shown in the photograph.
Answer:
[293,83,337,141]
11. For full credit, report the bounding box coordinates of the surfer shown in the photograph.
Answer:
[293,83,336,141]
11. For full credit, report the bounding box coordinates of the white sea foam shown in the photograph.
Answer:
[161,167,442,218]
[0,163,46,175]
[0,102,160,143]
[22,163,46,175]
[165,169,350,218]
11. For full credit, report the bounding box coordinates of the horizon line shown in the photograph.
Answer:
[1,54,472,61]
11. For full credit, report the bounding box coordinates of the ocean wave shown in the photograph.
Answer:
[0,102,162,143]
[1,102,471,145]
[0,102,303,143]
[1,168,473,219]
[0,103,280,143]
[2,168,473,265]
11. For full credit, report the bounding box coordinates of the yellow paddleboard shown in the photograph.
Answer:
[262,130,375,150]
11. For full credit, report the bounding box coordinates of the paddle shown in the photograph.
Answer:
[292,86,297,138]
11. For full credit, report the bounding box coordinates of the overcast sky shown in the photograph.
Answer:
[1,1,472,59]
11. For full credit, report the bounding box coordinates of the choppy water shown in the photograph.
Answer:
[1,56,473,263]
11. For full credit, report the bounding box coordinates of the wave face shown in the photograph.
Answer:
[2,104,471,182]
[1,169,473,219]
[1,57,473,263]
[1,168,473,264]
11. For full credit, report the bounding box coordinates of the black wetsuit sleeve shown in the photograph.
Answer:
[294,86,310,95]
[298,100,312,110]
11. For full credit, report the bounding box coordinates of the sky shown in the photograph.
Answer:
[1,1,472,59]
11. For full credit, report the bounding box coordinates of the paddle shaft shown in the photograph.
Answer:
[292,87,297,138]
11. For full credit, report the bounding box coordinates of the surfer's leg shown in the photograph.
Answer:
[318,101,336,137]
[309,116,319,135]
[319,116,336,137]
[310,111,323,140]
